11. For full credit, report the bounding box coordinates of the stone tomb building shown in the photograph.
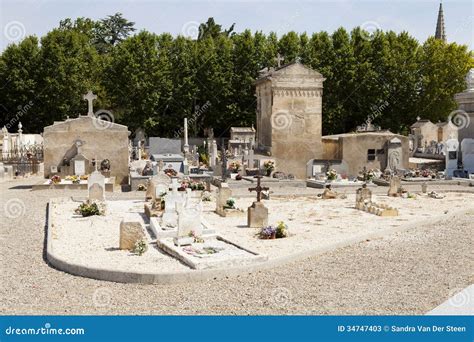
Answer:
[43,116,130,184]
[321,132,409,176]
[255,60,325,178]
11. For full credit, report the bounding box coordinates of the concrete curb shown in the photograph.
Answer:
[46,199,473,285]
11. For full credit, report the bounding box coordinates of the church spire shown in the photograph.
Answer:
[435,1,446,42]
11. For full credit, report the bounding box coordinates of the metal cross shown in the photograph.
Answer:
[248,175,269,202]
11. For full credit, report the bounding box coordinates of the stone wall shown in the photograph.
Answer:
[43,116,130,184]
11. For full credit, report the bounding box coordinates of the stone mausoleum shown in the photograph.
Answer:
[255,60,325,178]
[43,92,130,184]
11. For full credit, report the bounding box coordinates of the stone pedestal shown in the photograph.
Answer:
[119,221,145,250]
[216,183,233,217]
[387,176,401,197]
[247,201,268,228]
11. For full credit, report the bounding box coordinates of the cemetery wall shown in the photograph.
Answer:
[43,116,130,184]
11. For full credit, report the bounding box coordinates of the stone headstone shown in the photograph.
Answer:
[444,138,460,177]
[386,137,403,172]
[387,176,401,197]
[119,221,145,250]
[0,162,4,180]
[216,183,233,217]
[145,172,171,201]
[177,202,203,238]
[356,184,372,207]
[149,137,182,155]
[162,178,184,227]
[461,138,474,174]
[88,170,105,201]
[247,201,268,228]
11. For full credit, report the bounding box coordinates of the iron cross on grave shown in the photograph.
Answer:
[248,175,269,202]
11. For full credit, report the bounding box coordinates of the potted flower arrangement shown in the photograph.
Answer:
[326,169,337,182]
[137,184,147,191]
[224,198,236,209]
[259,226,276,239]
[164,168,177,177]
[80,174,89,181]
[263,161,275,177]
[229,161,241,174]
[50,175,61,184]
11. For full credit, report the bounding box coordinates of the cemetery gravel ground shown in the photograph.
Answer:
[1,177,473,315]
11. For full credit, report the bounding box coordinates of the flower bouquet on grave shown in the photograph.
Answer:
[229,161,241,173]
[50,175,61,184]
[189,230,204,243]
[201,191,212,202]
[66,175,80,184]
[259,226,276,239]
[326,169,337,182]
[263,160,275,176]
[275,221,289,238]
[365,169,376,182]
[80,174,89,181]
[137,184,147,191]
[75,201,106,217]
[179,180,190,191]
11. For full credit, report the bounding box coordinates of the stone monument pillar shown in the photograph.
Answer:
[183,118,189,154]
[454,69,474,143]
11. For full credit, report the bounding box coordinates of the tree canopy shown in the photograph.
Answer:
[0,14,472,137]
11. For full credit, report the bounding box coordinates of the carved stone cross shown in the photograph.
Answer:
[83,90,97,117]
[276,53,284,68]
[248,175,269,202]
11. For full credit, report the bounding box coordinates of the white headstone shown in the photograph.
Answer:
[176,202,203,238]
[88,170,105,201]
[444,138,460,177]
[461,138,474,174]
[74,160,86,176]
[183,118,189,153]
[210,140,218,169]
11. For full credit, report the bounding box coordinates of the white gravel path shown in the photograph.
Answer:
[1,176,473,314]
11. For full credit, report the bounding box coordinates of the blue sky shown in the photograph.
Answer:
[0,0,472,52]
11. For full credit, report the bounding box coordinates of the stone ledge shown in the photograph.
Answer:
[45,199,474,285]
